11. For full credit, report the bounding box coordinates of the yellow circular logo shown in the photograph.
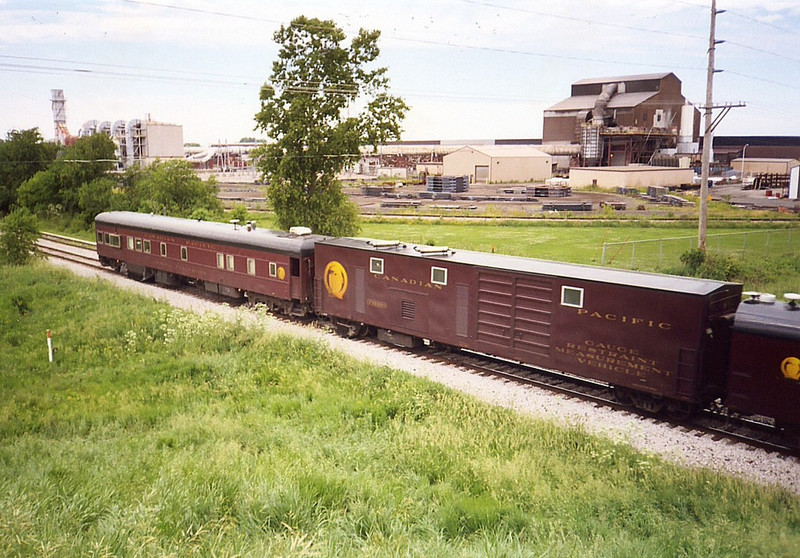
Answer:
[324,261,348,299]
[277,266,286,280]
[781,357,800,381]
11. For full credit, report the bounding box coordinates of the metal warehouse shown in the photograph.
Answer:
[442,145,552,183]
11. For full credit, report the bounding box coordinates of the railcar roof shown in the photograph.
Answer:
[95,211,324,255]
[733,299,800,340]
[318,237,736,296]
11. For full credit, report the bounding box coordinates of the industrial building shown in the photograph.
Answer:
[542,73,699,169]
[443,145,552,183]
[50,89,184,170]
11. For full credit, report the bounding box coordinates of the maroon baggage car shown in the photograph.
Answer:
[315,237,742,411]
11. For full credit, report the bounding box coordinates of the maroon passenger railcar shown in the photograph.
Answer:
[95,212,321,315]
[314,237,742,410]
[726,294,800,432]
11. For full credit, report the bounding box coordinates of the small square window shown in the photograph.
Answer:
[160,242,167,257]
[226,254,235,271]
[135,238,142,251]
[180,246,188,261]
[431,266,447,286]
[370,257,384,274]
[247,258,256,275]
[269,262,277,277]
[107,234,121,248]
[96,231,104,244]
[561,286,584,308]
[143,240,151,254]
[216,253,224,269]
[127,237,134,250]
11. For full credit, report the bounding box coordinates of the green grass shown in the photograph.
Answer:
[2,263,800,556]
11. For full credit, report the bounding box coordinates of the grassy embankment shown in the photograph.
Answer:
[2,263,800,555]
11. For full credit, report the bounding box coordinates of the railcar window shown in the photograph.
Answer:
[107,234,121,248]
[127,237,134,250]
[247,258,256,275]
[143,240,151,254]
[370,257,384,274]
[269,262,277,277]
[180,246,188,261]
[160,242,167,257]
[96,232,103,244]
[431,266,448,286]
[561,286,584,308]
[135,238,142,251]
[216,253,224,269]
[226,254,235,271]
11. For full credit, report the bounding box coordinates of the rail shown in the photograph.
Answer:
[41,232,96,250]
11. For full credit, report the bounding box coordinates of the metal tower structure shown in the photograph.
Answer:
[50,89,71,144]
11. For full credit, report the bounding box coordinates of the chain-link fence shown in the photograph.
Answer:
[600,228,800,270]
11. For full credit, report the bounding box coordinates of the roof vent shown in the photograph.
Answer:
[761,293,777,304]
[414,245,451,256]
[785,293,800,309]
[743,291,761,304]
[289,226,312,236]
[368,240,403,249]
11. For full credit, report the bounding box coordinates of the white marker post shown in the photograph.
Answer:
[47,329,53,363]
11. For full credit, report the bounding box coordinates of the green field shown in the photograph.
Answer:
[2,264,800,556]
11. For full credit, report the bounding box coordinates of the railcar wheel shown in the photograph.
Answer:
[613,387,634,406]
[629,393,666,414]
[776,422,800,449]
[333,319,363,338]
[666,401,697,420]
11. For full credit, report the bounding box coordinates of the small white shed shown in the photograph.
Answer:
[443,145,552,183]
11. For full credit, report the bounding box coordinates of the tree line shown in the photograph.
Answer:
[1,14,407,264]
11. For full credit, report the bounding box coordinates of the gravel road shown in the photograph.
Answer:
[50,257,800,495]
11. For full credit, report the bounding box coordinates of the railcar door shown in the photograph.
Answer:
[476,271,553,361]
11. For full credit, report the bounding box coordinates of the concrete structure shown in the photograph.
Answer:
[77,116,184,170]
[730,158,800,178]
[443,145,552,183]
[543,73,699,167]
[569,165,694,189]
[142,121,184,165]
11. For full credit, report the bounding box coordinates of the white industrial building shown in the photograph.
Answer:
[443,145,552,183]
[50,89,184,170]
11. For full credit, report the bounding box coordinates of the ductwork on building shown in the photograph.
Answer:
[125,119,142,168]
[592,83,619,126]
[78,120,99,137]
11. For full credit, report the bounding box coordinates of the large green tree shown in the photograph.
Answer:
[0,129,58,215]
[119,159,223,218]
[16,134,115,216]
[255,16,408,235]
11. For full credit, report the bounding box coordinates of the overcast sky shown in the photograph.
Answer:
[2,0,799,146]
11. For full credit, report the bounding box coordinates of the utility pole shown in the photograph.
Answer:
[698,0,720,252]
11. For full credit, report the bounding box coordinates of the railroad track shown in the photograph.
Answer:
[38,234,103,268]
[406,342,799,456]
[40,232,798,456]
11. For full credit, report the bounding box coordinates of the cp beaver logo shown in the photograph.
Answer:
[324,261,348,299]
[781,357,800,381]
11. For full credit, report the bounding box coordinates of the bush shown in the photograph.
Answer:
[678,249,741,281]
[0,207,40,266]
